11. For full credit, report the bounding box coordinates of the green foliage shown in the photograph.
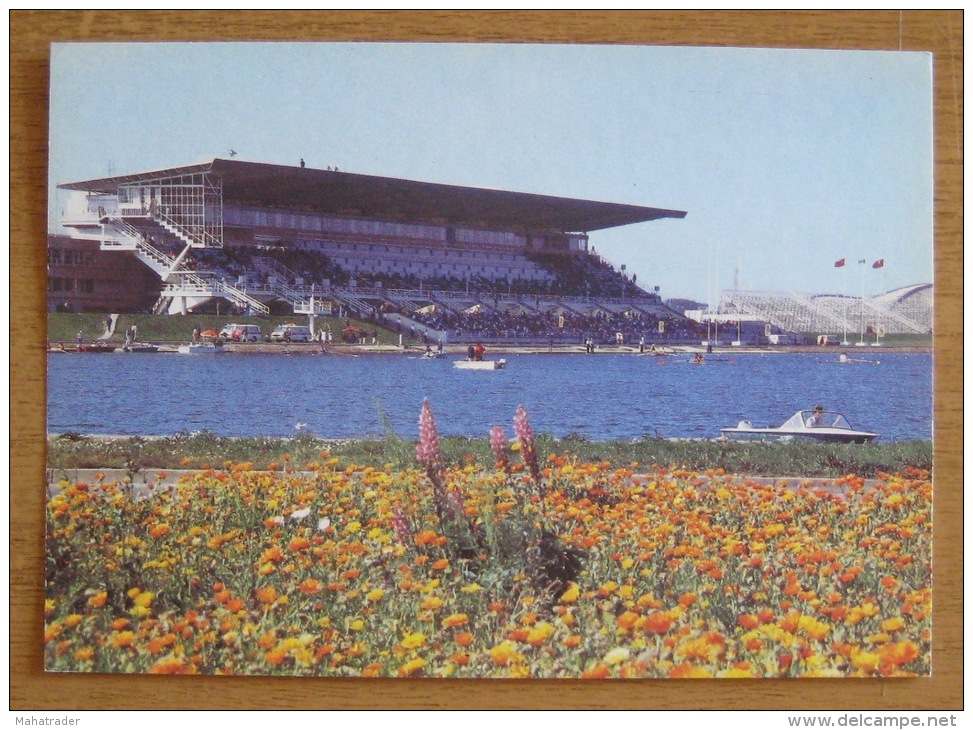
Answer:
[48,431,931,479]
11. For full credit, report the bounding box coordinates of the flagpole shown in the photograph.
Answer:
[842,263,848,345]
[858,259,866,346]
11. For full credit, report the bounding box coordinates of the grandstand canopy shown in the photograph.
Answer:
[59,159,687,233]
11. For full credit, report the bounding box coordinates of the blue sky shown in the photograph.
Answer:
[49,43,933,304]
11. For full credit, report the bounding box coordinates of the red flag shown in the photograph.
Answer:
[834,258,845,268]
[872,259,884,269]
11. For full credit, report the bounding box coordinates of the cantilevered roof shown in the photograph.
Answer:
[59,159,687,233]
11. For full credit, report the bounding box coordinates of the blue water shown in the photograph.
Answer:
[46,352,932,442]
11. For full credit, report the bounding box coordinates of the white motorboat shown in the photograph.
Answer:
[720,409,878,444]
[121,343,160,353]
[177,341,226,355]
[454,359,506,370]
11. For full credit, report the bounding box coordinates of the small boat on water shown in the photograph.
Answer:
[454,359,506,370]
[121,343,160,354]
[720,409,878,444]
[74,343,117,354]
[178,341,226,355]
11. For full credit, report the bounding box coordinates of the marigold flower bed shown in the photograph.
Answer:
[45,453,931,678]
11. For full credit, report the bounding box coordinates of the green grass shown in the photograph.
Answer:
[47,313,403,346]
[47,430,932,479]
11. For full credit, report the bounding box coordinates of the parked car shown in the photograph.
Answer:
[270,324,312,342]
[219,324,263,342]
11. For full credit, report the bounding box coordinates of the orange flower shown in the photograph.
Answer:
[489,641,520,666]
[415,530,439,546]
[298,578,322,595]
[260,546,285,564]
[87,591,108,609]
[670,663,714,679]
[112,631,135,648]
[562,635,582,649]
[431,558,450,571]
[737,614,760,630]
[288,536,311,551]
[581,663,611,679]
[148,658,197,675]
[616,611,640,631]
[73,647,95,662]
[878,641,919,668]
[255,586,278,605]
[455,631,474,647]
[643,611,675,635]
[442,613,469,629]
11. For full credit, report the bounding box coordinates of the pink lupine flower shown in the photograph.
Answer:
[513,405,542,486]
[416,400,447,514]
[391,506,412,546]
[416,400,445,476]
[447,489,467,520]
[490,425,510,472]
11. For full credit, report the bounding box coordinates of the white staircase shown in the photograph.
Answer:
[101,217,268,315]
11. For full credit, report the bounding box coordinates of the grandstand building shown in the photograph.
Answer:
[54,158,695,344]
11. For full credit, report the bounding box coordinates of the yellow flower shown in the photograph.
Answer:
[881,616,906,633]
[442,613,469,629]
[398,657,427,677]
[560,582,580,604]
[366,588,385,602]
[401,632,427,650]
[526,622,555,647]
[348,619,365,632]
[460,583,483,594]
[132,591,155,608]
[603,647,630,666]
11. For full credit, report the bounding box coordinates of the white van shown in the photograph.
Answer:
[219,324,263,342]
[270,324,312,342]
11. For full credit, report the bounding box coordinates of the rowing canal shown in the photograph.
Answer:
[47,351,932,442]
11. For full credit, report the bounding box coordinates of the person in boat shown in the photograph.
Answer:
[692,353,704,364]
[808,404,825,427]
[424,345,433,357]
[467,344,476,360]
[473,342,485,361]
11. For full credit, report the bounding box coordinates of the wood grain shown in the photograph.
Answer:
[11,10,962,710]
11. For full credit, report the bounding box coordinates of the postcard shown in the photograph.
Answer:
[45,42,933,678]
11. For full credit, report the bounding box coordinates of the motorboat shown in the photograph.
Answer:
[178,341,226,355]
[73,343,117,353]
[454,359,506,370]
[121,343,160,353]
[720,409,878,444]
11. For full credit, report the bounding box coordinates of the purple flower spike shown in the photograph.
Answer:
[490,425,510,472]
[513,405,542,486]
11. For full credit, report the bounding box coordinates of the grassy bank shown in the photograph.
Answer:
[47,431,932,479]
[47,312,403,346]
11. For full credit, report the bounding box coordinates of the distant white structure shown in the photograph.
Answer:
[714,285,931,336]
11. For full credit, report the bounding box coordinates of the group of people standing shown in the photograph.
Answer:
[466,342,486,361]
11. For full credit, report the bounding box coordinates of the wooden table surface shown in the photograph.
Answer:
[11,10,962,710]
